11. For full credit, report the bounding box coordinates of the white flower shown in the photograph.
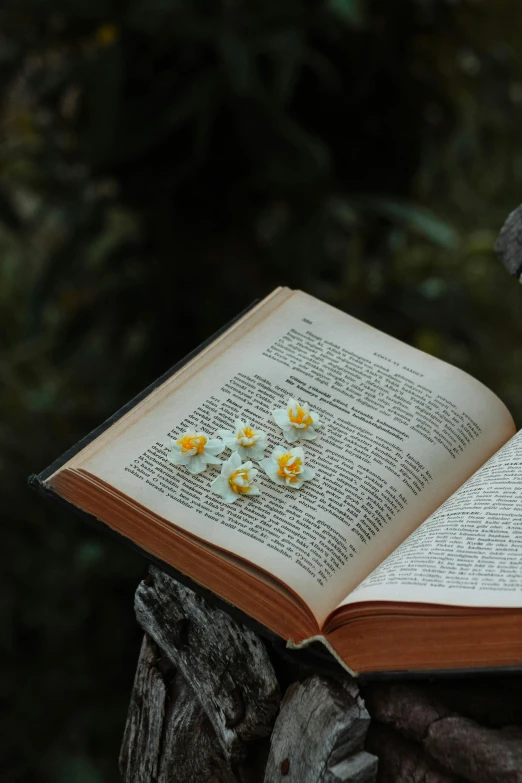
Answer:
[167,431,224,474]
[218,418,268,461]
[211,451,261,503]
[272,397,321,443]
[260,445,315,489]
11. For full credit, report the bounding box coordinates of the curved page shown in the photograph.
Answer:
[345,429,522,609]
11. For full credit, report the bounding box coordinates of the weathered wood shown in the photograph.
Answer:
[365,681,522,783]
[123,569,522,783]
[119,636,167,783]
[120,634,239,783]
[263,676,377,783]
[134,567,280,762]
[365,723,462,783]
[494,203,522,279]
[364,682,452,742]
[425,718,522,783]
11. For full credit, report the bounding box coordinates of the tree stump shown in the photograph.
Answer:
[120,567,378,783]
[119,569,522,782]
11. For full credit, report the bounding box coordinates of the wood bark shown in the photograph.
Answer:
[122,568,377,782]
[263,676,377,783]
[120,635,240,783]
[122,568,522,783]
[365,723,464,783]
[134,567,280,763]
[494,203,522,279]
[364,681,522,783]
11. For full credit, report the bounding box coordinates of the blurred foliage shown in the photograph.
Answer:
[3,0,522,781]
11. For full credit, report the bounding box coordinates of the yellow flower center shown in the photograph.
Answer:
[288,404,312,428]
[229,468,251,494]
[241,426,255,439]
[177,434,207,454]
[277,453,302,483]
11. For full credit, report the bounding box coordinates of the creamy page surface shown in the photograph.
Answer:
[81,291,515,624]
[348,428,522,609]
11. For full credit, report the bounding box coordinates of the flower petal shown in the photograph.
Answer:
[236,445,248,461]
[217,429,235,440]
[221,451,242,477]
[227,441,241,452]
[310,411,321,428]
[299,428,317,441]
[282,427,299,443]
[205,453,223,465]
[289,446,305,461]
[260,459,285,485]
[248,444,266,461]
[260,457,277,474]
[211,476,238,503]
[206,439,225,456]
[211,475,229,492]
[302,467,316,481]
[247,486,260,496]
[186,454,207,474]
[167,450,191,465]
[272,409,290,428]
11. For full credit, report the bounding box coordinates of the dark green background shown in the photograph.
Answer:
[3,2,522,781]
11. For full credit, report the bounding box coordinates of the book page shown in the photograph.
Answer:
[78,291,515,625]
[345,429,522,609]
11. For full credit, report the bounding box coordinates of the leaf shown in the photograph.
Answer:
[342,196,460,249]
[327,0,366,27]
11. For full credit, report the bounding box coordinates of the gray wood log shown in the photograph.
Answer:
[494,203,522,279]
[263,676,377,783]
[365,723,463,783]
[425,718,522,783]
[134,567,280,763]
[365,680,522,783]
[120,634,239,783]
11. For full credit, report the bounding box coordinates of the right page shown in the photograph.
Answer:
[344,429,522,609]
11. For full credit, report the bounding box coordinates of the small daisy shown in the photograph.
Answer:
[167,431,224,474]
[260,445,315,489]
[218,418,268,461]
[211,451,260,504]
[272,398,321,443]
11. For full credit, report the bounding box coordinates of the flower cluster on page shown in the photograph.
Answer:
[167,398,320,503]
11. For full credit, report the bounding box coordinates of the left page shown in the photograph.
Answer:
[72,290,515,625]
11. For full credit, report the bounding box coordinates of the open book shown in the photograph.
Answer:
[31,288,522,676]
